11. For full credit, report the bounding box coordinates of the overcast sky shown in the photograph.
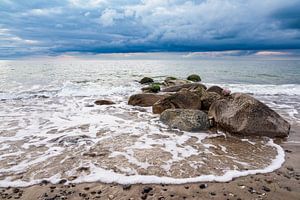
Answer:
[0,0,300,58]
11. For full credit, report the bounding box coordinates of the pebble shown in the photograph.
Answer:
[108,194,114,199]
[142,186,153,194]
[210,192,216,196]
[122,184,131,190]
[287,166,294,171]
[58,179,67,184]
[262,186,271,192]
[199,184,207,189]
[12,188,20,193]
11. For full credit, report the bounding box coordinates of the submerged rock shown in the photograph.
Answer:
[160,109,210,131]
[152,89,201,114]
[187,74,201,82]
[208,93,290,137]
[139,77,154,84]
[162,83,207,92]
[128,93,170,107]
[94,100,115,105]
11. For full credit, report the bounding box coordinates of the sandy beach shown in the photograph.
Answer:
[0,122,298,200]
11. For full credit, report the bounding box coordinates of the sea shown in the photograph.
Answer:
[0,57,299,187]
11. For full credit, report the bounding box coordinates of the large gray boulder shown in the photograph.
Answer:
[128,93,170,107]
[208,93,290,137]
[152,89,202,114]
[160,109,210,131]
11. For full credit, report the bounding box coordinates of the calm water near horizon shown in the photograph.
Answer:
[0,58,299,186]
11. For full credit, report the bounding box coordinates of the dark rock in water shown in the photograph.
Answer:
[200,92,221,111]
[207,85,223,95]
[142,83,161,93]
[94,100,115,105]
[152,89,202,114]
[128,93,170,107]
[165,76,177,81]
[208,93,290,137]
[162,83,207,92]
[163,79,191,87]
[187,74,201,82]
[160,109,210,131]
[140,77,154,84]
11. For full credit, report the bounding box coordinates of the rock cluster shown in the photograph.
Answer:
[127,75,290,138]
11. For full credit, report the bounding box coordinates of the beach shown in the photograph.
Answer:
[0,124,299,200]
[0,59,299,199]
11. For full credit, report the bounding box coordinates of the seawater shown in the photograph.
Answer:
[0,58,299,187]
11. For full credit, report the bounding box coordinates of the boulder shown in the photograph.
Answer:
[163,79,191,87]
[128,93,170,107]
[94,100,115,105]
[200,92,221,111]
[139,77,154,84]
[187,74,201,82]
[162,83,207,92]
[152,89,202,114]
[141,83,161,93]
[160,109,210,131]
[208,93,290,137]
[207,86,223,95]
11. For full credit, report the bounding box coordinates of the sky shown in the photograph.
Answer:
[0,0,300,58]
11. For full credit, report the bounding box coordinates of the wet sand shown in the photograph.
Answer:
[0,124,299,200]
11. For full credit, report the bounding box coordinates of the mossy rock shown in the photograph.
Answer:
[150,83,161,93]
[187,74,201,82]
[139,77,154,84]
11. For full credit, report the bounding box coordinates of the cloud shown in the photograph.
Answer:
[99,9,124,27]
[0,0,300,58]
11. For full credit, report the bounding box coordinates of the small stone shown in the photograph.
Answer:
[84,187,90,191]
[58,179,67,184]
[287,166,294,171]
[142,186,153,194]
[210,192,216,196]
[262,186,271,192]
[184,186,189,189]
[122,184,131,190]
[265,178,273,183]
[285,149,292,153]
[108,194,114,199]
[12,188,20,193]
[199,184,207,189]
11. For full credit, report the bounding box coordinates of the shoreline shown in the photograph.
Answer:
[0,123,299,200]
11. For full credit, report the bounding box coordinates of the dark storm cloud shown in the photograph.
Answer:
[0,0,300,58]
